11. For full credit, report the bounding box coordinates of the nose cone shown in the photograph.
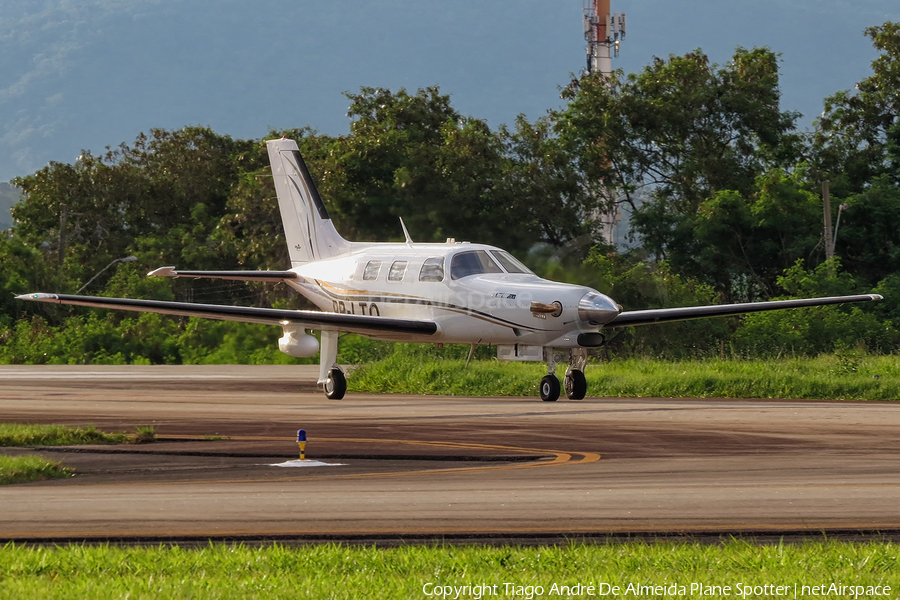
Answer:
[578,291,621,326]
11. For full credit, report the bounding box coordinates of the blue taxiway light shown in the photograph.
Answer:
[297,429,306,442]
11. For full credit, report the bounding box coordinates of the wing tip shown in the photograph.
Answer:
[147,266,177,278]
[16,293,58,301]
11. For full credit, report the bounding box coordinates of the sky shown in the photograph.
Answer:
[2,0,899,186]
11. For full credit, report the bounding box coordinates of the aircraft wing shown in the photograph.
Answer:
[606,294,883,328]
[16,293,437,337]
[147,267,300,282]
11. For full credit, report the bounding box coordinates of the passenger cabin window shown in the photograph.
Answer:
[490,250,533,274]
[363,260,382,281]
[388,260,408,281]
[418,257,444,282]
[450,250,503,280]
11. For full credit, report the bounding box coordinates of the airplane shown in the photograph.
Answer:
[18,137,883,401]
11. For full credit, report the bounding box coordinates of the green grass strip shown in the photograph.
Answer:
[349,355,900,400]
[0,424,129,446]
[0,455,72,484]
[0,541,896,598]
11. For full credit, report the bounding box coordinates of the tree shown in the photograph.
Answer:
[0,235,52,325]
[733,259,898,355]
[814,22,900,193]
[214,128,333,309]
[558,47,801,297]
[320,86,597,253]
[559,47,799,214]
[322,86,470,243]
[498,116,597,249]
[11,127,261,296]
[688,169,822,299]
[834,176,900,286]
[582,250,732,358]
[813,22,900,288]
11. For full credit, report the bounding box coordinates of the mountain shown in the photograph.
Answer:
[1,0,898,183]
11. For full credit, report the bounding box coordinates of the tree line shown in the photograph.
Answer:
[2,23,899,364]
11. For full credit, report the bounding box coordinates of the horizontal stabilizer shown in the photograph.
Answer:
[148,267,301,283]
[607,294,883,328]
[16,293,437,337]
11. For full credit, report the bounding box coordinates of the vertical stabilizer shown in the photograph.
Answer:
[266,138,349,266]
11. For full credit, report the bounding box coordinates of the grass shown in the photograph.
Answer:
[0,423,128,446]
[0,455,71,484]
[349,354,900,400]
[0,541,895,598]
[134,426,156,444]
[0,424,146,446]
[0,424,157,484]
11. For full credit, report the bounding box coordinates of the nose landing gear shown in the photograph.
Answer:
[540,348,589,401]
[564,368,587,400]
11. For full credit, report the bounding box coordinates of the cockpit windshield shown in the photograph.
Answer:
[450,250,503,280]
[489,250,533,274]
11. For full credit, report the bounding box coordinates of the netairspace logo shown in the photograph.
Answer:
[421,581,893,599]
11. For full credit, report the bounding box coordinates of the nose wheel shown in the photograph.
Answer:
[564,369,587,400]
[540,375,560,402]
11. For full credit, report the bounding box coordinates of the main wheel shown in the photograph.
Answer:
[564,369,587,400]
[324,368,347,400]
[540,374,560,402]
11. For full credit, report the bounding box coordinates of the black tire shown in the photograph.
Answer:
[540,374,560,402]
[564,369,587,400]
[324,368,347,400]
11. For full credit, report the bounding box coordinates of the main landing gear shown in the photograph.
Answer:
[318,330,346,400]
[324,367,347,400]
[539,348,588,402]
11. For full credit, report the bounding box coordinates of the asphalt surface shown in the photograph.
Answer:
[1,364,899,544]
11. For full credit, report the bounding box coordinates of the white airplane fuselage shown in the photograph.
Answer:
[288,241,615,347]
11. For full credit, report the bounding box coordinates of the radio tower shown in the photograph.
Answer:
[583,0,625,78]
[583,0,625,245]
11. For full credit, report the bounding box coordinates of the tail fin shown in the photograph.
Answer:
[266,138,349,267]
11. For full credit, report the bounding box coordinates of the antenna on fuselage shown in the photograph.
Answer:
[399,217,414,245]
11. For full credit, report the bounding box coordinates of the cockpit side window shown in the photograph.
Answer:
[363,260,382,281]
[450,250,503,280]
[388,260,408,281]
[489,250,533,274]
[418,257,444,282]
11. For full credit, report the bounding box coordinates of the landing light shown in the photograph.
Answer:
[530,301,563,317]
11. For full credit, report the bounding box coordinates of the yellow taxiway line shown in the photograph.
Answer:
[95,434,601,485]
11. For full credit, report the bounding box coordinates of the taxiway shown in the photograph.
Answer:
[1,365,899,543]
